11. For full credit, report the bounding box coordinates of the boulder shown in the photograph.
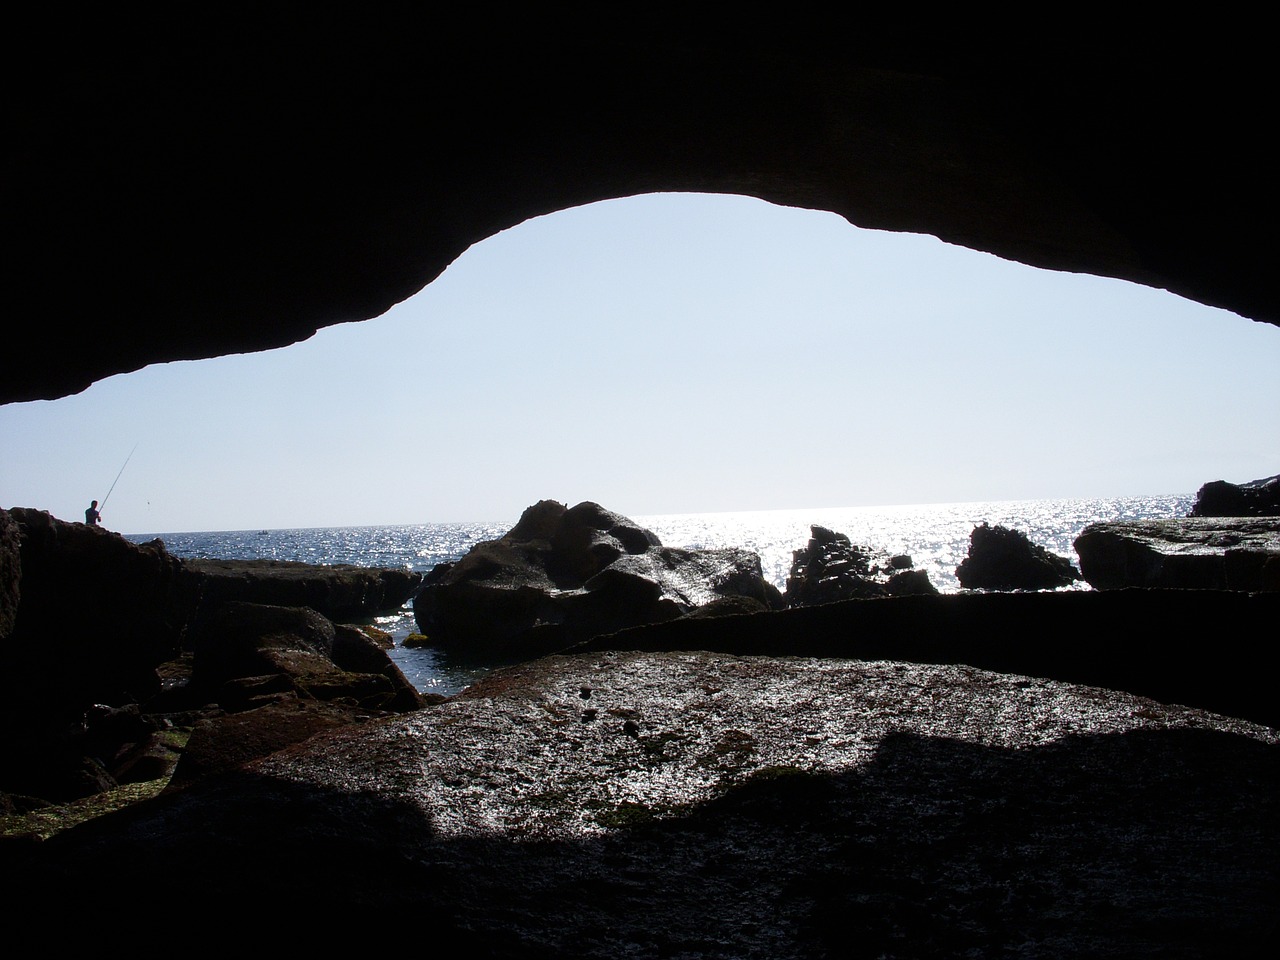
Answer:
[186,600,424,713]
[783,524,937,606]
[1188,474,1280,517]
[955,522,1081,590]
[413,500,783,659]
[1074,517,1280,591]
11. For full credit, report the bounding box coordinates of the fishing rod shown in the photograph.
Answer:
[99,443,137,511]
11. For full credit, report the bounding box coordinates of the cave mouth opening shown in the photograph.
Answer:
[2,192,1277,538]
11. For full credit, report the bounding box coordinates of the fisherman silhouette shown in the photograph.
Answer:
[85,500,101,526]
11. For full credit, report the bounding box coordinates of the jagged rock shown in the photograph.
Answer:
[955,522,1080,590]
[783,525,937,606]
[1188,474,1280,517]
[885,568,937,596]
[1073,517,1280,591]
[413,500,783,659]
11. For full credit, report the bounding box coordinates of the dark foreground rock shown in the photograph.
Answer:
[955,521,1081,590]
[5,649,1276,956]
[413,499,783,659]
[3,507,196,714]
[0,508,425,807]
[1189,473,1280,517]
[0,509,19,641]
[1073,517,1280,590]
[783,524,937,605]
[573,588,1280,730]
[184,600,424,714]
[1,509,421,714]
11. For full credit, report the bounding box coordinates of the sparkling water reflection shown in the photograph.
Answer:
[129,494,1193,695]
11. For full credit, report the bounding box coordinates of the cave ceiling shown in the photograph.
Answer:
[6,20,1276,406]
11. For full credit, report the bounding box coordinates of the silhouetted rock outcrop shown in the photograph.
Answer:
[0,509,426,808]
[1073,517,1280,591]
[783,524,936,606]
[1189,474,1280,517]
[3,508,196,715]
[955,522,1081,590]
[413,500,784,660]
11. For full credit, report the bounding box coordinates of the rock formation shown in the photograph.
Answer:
[413,500,784,659]
[783,524,937,605]
[1073,517,1280,591]
[955,522,1081,590]
[182,557,422,622]
[1188,474,1280,517]
[571,588,1280,730]
[6,22,1280,406]
[7,500,1280,952]
[0,509,21,644]
[0,507,424,808]
[6,26,1280,949]
[184,600,423,714]
[3,508,196,716]
[5,649,1277,954]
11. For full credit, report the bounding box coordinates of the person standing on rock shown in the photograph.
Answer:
[85,500,101,526]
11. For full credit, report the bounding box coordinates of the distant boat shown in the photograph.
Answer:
[258,530,269,535]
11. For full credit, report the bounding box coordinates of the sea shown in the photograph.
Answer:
[125,495,1193,697]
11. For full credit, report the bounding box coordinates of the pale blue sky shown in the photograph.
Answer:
[3,193,1277,535]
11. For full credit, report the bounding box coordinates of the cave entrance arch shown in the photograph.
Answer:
[4,192,1276,538]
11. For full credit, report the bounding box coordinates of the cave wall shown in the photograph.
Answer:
[7,18,1276,405]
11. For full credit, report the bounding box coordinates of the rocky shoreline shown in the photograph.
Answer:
[2,480,1277,953]
[5,650,1277,954]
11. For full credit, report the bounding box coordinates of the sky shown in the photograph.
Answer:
[3,192,1278,535]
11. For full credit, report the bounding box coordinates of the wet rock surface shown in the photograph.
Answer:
[7,650,1277,956]
[1073,517,1280,591]
[572,588,1280,730]
[6,502,1280,953]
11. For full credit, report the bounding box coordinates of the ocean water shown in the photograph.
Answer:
[127,494,1193,696]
